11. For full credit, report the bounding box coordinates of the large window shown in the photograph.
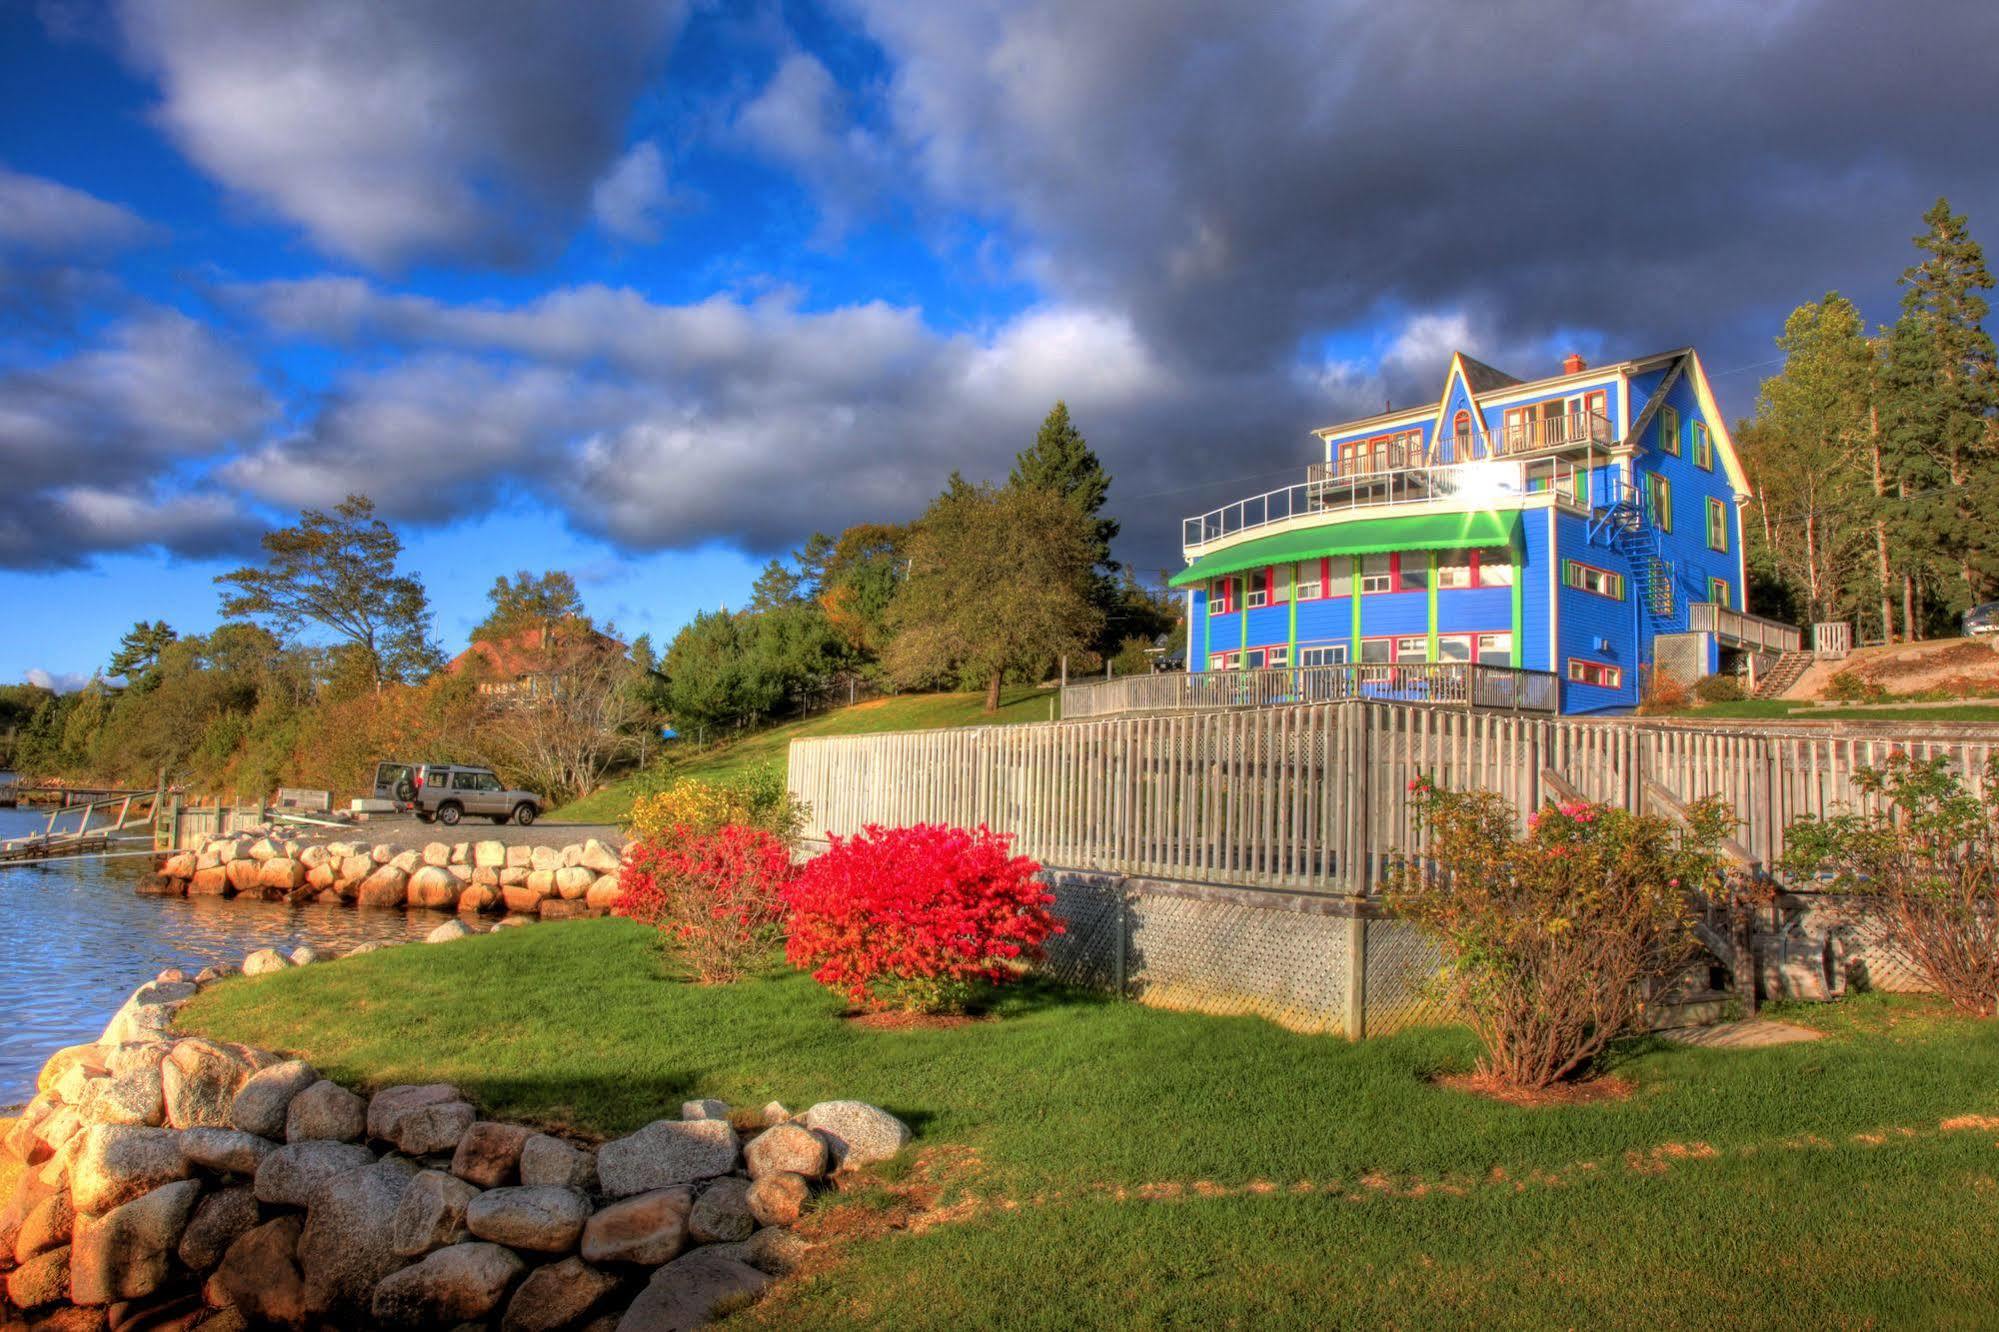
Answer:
[1438,546,1514,590]
[1693,420,1713,470]
[1567,659,1623,689]
[1327,558,1352,598]
[1706,498,1729,552]
[1644,472,1673,531]
[1657,404,1680,456]
[1476,632,1513,665]
[1394,635,1428,664]
[1209,576,1238,614]
[1298,642,1349,666]
[1563,560,1625,600]
[1397,553,1427,593]
[1359,637,1393,664]
[1436,635,1473,662]
[1293,559,1322,600]
[1210,651,1241,670]
[1242,645,1289,669]
[1359,553,1392,595]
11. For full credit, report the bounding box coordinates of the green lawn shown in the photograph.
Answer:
[553,688,1059,824]
[1665,698,1999,723]
[181,921,1999,1328]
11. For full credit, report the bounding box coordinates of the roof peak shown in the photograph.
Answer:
[1453,352,1521,394]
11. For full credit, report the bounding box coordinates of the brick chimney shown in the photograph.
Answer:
[1563,352,1587,375]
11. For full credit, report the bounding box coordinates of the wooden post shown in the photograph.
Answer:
[1113,882,1129,999]
[1345,910,1367,1040]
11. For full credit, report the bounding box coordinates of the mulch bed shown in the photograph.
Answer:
[843,1011,992,1031]
[1433,1070,1635,1107]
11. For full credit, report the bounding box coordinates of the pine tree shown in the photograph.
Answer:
[1010,401,1119,570]
[1889,198,1999,612]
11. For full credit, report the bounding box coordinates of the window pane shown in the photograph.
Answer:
[1436,636,1472,662]
[1476,633,1512,665]
[1395,636,1428,663]
[1437,551,1472,589]
[1477,548,1514,586]
[1397,556,1427,592]
[1327,561,1352,596]
[1360,638,1391,663]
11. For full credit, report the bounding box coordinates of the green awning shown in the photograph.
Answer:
[1169,510,1520,587]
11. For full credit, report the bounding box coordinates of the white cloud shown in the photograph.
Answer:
[592,142,674,244]
[0,167,155,255]
[113,0,685,268]
[734,51,892,233]
[25,668,91,693]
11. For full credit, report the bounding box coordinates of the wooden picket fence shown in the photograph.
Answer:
[787,700,1998,895]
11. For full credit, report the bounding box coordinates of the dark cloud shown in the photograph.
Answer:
[112,0,687,268]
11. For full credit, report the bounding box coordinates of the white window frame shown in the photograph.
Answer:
[1394,635,1428,664]
[1298,642,1349,666]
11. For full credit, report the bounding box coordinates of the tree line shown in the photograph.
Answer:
[2,404,1176,798]
[1740,198,1998,638]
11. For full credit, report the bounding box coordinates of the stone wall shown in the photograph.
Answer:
[144,834,631,921]
[1,942,912,1330]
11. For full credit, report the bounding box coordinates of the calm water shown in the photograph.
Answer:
[0,805,431,1111]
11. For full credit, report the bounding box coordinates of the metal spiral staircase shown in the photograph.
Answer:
[1587,484,1676,622]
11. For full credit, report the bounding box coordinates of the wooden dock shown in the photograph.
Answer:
[0,789,163,865]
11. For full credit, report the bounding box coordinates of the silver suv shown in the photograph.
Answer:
[372,761,542,827]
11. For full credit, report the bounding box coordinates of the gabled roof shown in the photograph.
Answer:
[448,625,624,680]
[1455,354,1521,394]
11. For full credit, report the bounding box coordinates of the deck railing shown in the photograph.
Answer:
[1060,663,1559,719]
[1688,602,1802,654]
[1184,457,1591,550]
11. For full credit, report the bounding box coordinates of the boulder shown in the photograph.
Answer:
[99,981,195,1046]
[473,840,507,869]
[458,884,499,914]
[214,1214,306,1327]
[452,1121,533,1188]
[759,1101,791,1126]
[253,1140,375,1208]
[519,1134,597,1191]
[801,1101,912,1172]
[231,1060,318,1139]
[225,859,263,894]
[580,839,622,873]
[371,844,394,864]
[423,841,453,866]
[451,841,471,864]
[409,866,461,910]
[473,865,502,887]
[596,1119,739,1199]
[744,1225,812,1275]
[160,852,197,878]
[585,875,623,909]
[297,1156,419,1318]
[71,1125,190,1215]
[500,1255,622,1332]
[258,858,306,893]
[502,886,543,914]
[240,949,290,977]
[555,866,595,900]
[526,844,561,872]
[426,918,476,944]
[41,1042,108,1094]
[206,837,245,861]
[286,1080,366,1143]
[371,1241,525,1328]
[492,915,534,929]
[464,1185,591,1253]
[525,868,557,898]
[177,1184,259,1273]
[615,1249,771,1331]
[390,848,422,874]
[162,1039,254,1129]
[687,1177,755,1245]
[391,1168,481,1257]
[298,844,329,869]
[681,1099,729,1122]
[306,863,338,890]
[746,1172,809,1228]
[14,1190,75,1263]
[69,1178,203,1305]
[338,853,373,884]
[178,1127,277,1176]
[188,865,233,895]
[386,1100,476,1157]
[365,1083,464,1142]
[5,1244,69,1310]
[356,865,410,908]
[290,945,319,966]
[744,1122,827,1180]
[448,862,473,882]
[506,844,534,869]
[79,1064,165,1128]
[345,940,391,956]
[539,898,588,920]
[578,1187,690,1267]
[501,866,531,888]
[247,837,280,862]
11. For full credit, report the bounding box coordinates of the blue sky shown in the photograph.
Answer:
[3,0,1995,688]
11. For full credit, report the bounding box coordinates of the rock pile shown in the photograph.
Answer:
[1,961,911,1330]
[142,836,630,922]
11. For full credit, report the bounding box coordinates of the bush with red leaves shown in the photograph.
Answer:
[614,824,795,983]
[782,823,1062,1013]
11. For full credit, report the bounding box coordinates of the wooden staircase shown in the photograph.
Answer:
[1753,649,1814,699]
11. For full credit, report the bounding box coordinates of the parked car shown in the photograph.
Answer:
[1965,602,1999,637]
[369,760,543,827]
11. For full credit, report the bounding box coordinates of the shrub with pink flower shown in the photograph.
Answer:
[1395,782,1736,1088]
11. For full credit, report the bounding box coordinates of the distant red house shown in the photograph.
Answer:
[446,625,625,701]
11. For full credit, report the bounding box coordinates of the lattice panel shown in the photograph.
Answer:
[1790,898,1930,994]
[1652,632,1708,685]
[1124,892,1349,1034]
[1361,917,1454,1034]
[1041,875,1124,992]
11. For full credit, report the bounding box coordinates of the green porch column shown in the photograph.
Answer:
[1426,551,1440,661]
[1510,539,1525,667]
[1287,580,1299,662]
[1348,557,1362,660]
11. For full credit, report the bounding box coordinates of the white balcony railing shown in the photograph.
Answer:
[1687,602,1801,654]
[1184,457,1596,551]
[1060,662,1561,719]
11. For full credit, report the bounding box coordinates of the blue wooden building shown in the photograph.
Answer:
[1173,348,1794,713]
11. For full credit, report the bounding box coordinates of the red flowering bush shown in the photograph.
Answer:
[614,824,795,983]
[782,823,1062,1013]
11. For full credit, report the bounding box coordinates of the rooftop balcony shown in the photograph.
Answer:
[1183,455,1601,552]
[1183,410,1617,552]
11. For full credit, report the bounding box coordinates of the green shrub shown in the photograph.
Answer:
[1694,674,1746,703]
[1825,671,1889,703]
